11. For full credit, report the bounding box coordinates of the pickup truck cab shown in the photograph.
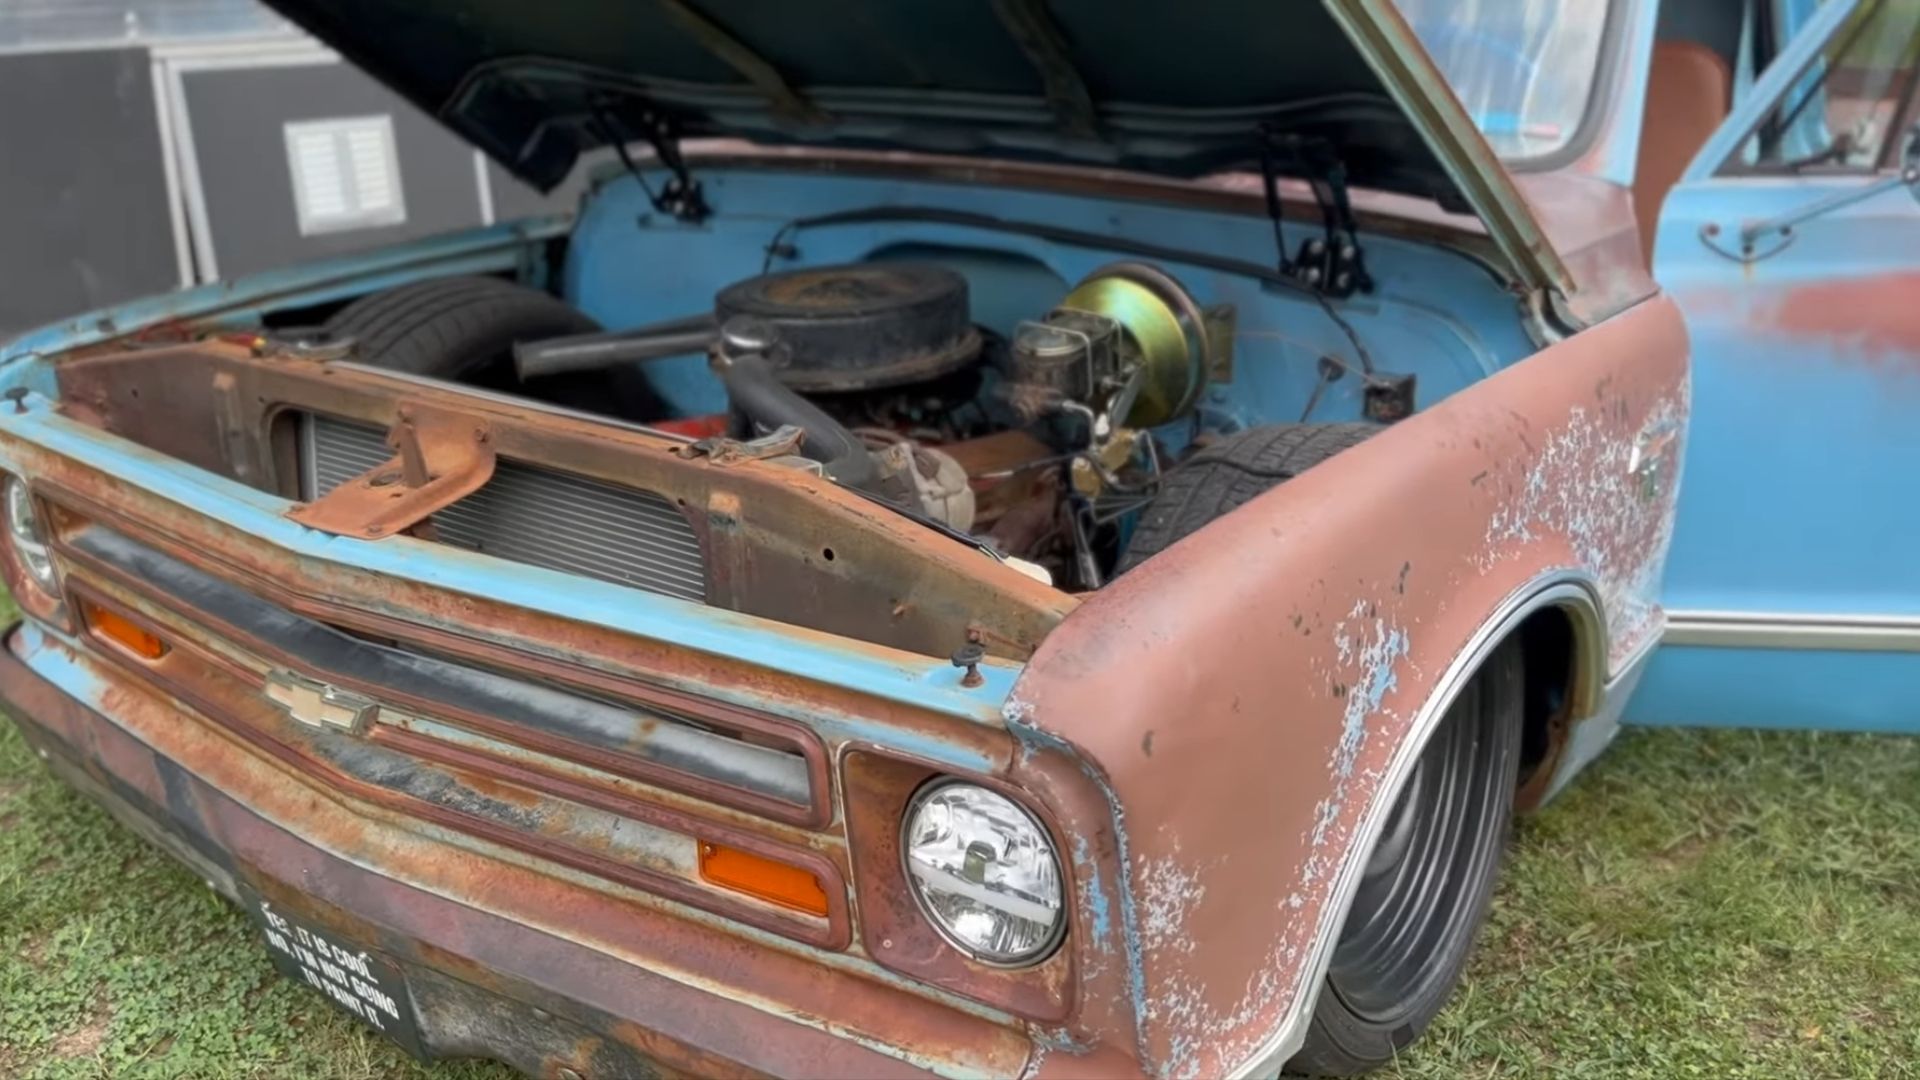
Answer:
[1,0,1912,1076]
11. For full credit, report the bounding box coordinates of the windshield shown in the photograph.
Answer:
[1394,0,1613,160]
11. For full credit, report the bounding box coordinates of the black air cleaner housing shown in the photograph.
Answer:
[713,263,980,392]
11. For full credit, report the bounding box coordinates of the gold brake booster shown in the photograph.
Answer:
[1006,262,1218,498]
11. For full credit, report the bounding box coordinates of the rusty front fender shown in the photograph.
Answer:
[1007,296,1689,1077]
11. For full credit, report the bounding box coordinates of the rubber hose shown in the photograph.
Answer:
[715,351,881,492]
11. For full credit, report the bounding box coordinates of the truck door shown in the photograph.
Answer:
[1634,0,1920,731]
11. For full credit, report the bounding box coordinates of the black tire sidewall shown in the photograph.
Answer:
[322,277,663,418]
[1118,424,1380,575]
[1288,644,1524,1076]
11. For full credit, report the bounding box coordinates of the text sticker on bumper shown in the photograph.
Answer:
[246,888,428,1059]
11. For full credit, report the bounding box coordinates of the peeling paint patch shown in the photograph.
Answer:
[1766,271,1920,366]
[1478,386,1687,667]
[1306,603,1412,882]
[1154,939,1293,1080]
[1072,834,1113,945]
[1004,697,1153,1052]
[1138,853,1205,956]
[1141,597,1411,1079]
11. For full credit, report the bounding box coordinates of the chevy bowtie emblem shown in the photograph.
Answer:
[263,670,377,735]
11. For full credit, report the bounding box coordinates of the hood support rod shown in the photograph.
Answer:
[656,0,824,125]
[990,0,1101,141]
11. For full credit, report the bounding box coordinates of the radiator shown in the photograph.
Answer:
[299,413,707,603]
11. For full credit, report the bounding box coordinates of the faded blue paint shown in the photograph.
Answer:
[1634,646,1920,732]
[563,168,1536,430]
[1651,182,1920,617]
[0,405,1016,757]
[0,218,570,365]
[1337,624,1409,779]
[0,367,57,404]
[11,621,118,721]
[1069,834,1112,944]
[1631,0,1920,734]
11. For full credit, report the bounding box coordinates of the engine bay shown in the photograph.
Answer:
[490,258,1225,592]
[48,167,1539,655]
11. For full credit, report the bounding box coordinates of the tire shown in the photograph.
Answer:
[1118,423,1379,573]
[1287,643,1523,1076]
[323,276,658,416]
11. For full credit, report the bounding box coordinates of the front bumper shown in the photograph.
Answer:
[1,621,1047,1079]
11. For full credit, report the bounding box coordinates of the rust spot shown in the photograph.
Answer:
[452,769,547,811]
[1767,271,1920,367]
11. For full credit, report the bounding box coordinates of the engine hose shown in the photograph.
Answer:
[714,350,881,493]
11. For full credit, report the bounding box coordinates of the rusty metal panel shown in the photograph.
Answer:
[52,341,1076,662]
[1,624,1030,1076]
[1005,296,1688,1077]
[287,403,497,539]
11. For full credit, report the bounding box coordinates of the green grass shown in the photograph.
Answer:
[0,716,510,1080]
[4,711,1918,1078]
[1385,727,1920,1080]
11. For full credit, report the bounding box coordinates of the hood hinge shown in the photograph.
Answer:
[596,108,713,224]
[1258,130,1374,299]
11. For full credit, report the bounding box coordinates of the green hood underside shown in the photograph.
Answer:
[264,0,1462,202]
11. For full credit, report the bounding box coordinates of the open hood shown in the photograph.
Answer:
[262,0,1575,306]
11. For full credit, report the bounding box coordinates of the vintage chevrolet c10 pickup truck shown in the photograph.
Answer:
[5,0,1918,1075]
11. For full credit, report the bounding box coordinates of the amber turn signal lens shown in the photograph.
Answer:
[697,842,829,916]
[81,599,168,660]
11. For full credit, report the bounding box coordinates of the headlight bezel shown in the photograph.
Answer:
[0,472,70,625]
[4,475,59,597]
[900,778,1068,968]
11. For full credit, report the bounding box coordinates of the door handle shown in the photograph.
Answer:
[1702,161,1920,264]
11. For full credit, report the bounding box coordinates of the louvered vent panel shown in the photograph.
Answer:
[301,414,706,602]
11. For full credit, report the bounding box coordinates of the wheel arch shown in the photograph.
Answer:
[1239,571,1606,1075]
[1513,581,1609,811]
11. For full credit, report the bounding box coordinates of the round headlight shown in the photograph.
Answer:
[903,781,1064,965]
[4,478,57,595]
